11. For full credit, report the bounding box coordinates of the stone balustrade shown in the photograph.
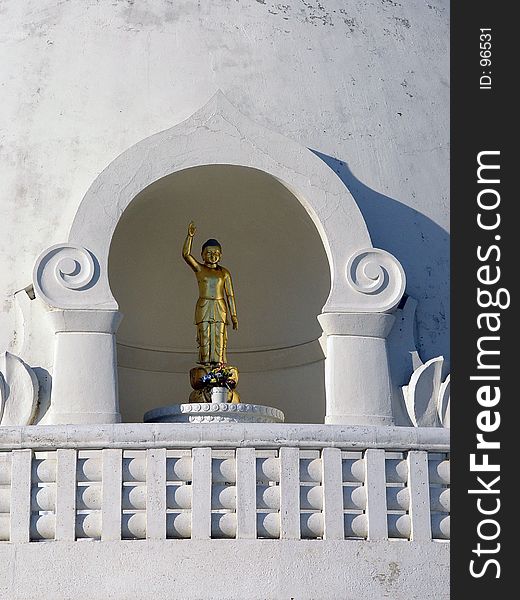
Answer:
[0,424,449,544]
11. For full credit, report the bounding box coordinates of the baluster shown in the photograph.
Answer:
[364,449,388,540]
[407,451,432,541]
[191,447,212,539]
[321,447,344,540]
[279,447,300,539]
[146,448,166,540]
[10,449,32,543]
[55,449,77,541]
[101,448,122,541]
[236,447,256,539]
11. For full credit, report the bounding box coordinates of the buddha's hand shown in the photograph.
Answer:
[231,316,238,330]
[188,221,196,236]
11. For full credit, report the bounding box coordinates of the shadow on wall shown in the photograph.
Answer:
[313,151,450,425]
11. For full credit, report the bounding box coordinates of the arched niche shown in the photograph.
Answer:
[109,165,330,423]
[33,92,405,426]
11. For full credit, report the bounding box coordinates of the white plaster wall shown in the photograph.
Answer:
[0,1,449,390]
[0,539,449,600]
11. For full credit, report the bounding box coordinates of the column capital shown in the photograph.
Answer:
[47,309,123,334]
[318,312,395,338]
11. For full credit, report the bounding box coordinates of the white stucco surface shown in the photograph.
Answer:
[0,539,449,600]
[0,0,449,385]
[0,3,450,596]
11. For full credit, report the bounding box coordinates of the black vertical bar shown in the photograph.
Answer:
[452,1,513,597]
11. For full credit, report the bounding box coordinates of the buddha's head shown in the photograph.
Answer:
[201,239,222,266]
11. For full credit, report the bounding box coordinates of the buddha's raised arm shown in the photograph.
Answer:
[182,221,201,272]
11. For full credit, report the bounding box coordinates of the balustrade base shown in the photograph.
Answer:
[0,539,449,600]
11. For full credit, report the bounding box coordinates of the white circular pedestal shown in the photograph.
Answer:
[143,403,285,423]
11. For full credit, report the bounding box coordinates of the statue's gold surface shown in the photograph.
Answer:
[182,221,238,365]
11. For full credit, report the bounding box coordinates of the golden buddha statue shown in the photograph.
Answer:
[182,221,238,366]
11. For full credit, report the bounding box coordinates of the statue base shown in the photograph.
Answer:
[188,386,240,404]
[189,365,241,404]
[143,403,285,424]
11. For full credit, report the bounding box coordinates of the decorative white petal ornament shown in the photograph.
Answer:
[0,352,39,426]
[0,371,6,422]
[438,375,450,428]
[402,355,450,428]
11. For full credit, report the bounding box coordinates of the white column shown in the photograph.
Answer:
[318,312,396,426]
[101,448,122,541]
[279,447,300,539]
[407,451,432,541]
[191,447,212,540]
[55,449,77,541]
[236,448,257,539]
[364,449,388,540]
[46,310,122,424]
[321,447,344,540]
[146,449,167,540]
[10,449,32,543]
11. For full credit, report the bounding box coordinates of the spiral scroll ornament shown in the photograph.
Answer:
[33,244,99,308]
[346,248,406,312]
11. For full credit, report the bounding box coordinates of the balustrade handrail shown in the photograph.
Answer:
[0,423,449,451]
